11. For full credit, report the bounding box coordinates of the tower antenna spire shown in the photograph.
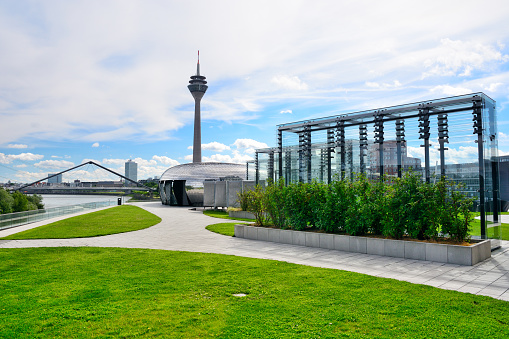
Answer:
[197,50,200,76]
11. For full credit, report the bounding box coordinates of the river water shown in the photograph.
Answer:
[39,195,124,209]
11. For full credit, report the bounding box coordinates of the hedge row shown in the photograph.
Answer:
[239,172,474,242]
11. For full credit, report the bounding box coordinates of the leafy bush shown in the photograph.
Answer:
[314,178,351,233]
[243,171,475,242]
[0,188,14,214]
[263,179,287,229]
[438,180,474,242]
[244,185,266,226]
[237,190,250,211]
[284,181,325,231]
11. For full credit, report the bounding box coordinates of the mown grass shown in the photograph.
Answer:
[205,222,244,236]
[1,205,161,239]
[203,209,254,222]
[0,247,508,338]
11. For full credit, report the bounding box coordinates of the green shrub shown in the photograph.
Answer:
[263,179,287,228]
[245,185,266,226]
[344,175,377,236]
[315,178,351,233]
[237,190,250,211]
[284,181,325,231]
[0,188,14,214]
[439,180,474,242]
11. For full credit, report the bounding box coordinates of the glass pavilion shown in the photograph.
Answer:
[251,93,501,247]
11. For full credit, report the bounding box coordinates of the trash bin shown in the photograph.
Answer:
[117,197,122,205]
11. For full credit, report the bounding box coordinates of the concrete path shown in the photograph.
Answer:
[1,201,509,301]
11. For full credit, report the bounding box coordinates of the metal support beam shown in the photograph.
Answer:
[473,100,486,238]
[396,119,405,178]
[277,130,283,181]
[419,108,431,183]
[374,113,384,178]
[336,121,346,180]
[327,128,334,183]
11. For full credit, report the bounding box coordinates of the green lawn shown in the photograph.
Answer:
[1,205,161,239]
[203,209,255,222]
[206,222,245,236]
[0,247,508,338]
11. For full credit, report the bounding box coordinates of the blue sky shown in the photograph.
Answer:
[1,0,509,183]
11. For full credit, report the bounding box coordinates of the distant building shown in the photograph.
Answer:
[125,160,138,186]
[47,173,62,184]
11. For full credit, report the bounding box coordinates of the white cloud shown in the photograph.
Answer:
[202,141,231,152]
[152,155,180,167]
[423,39,509,78]
[271,75,308,91]
[92,142,100,147]
[0,152,44,164]
[233,139,269,154]
[7,144,28,149]
[34,160,74,169]
[365,80,402,89]
[407,145,478,165]
[481,82,503,92]
[102,158,127,166]
[430,85,472,96]
[16,164,27,168]
[280,109,292,114]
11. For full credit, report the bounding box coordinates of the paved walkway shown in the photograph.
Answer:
[1,201,509,301]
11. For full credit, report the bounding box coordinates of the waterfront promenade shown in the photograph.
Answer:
[1,201,509,301]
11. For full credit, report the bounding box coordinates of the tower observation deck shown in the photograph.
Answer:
[188,51,208,163]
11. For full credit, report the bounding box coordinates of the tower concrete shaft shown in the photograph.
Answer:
[188,51,208,163]
[191,91,204,163]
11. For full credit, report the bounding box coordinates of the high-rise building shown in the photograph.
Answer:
[47,173,62,184]
[188,51,208,163]
[125,160,137,186]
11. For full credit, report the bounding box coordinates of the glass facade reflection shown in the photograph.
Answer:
[253,93,501,246]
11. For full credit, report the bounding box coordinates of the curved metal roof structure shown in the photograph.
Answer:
[159,162,246,187]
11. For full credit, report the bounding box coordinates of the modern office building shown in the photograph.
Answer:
[47,173,62,184]
[125,160,137,186]
[252,93,501,247]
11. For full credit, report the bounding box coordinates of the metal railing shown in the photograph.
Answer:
[0,200,118,231]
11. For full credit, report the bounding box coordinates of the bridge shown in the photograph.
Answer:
[16,161,156,195]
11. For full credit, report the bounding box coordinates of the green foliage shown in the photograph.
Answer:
[243,171,475,242]
[237,189,250,211]
[244,185,267,226]
[0,188,44,214]
[284,181,325,230]
[263,179,287,229]
[26,194,44,209]
[315,178,351,233]
[1,247,509,338]
[2,205,161,239]
[439,180,475,242]
[0,187,14,214]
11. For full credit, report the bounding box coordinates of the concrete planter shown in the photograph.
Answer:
[228,210,256,220]
[234,224,491,266]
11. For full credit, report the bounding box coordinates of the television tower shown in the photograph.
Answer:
[188,51,208,163]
